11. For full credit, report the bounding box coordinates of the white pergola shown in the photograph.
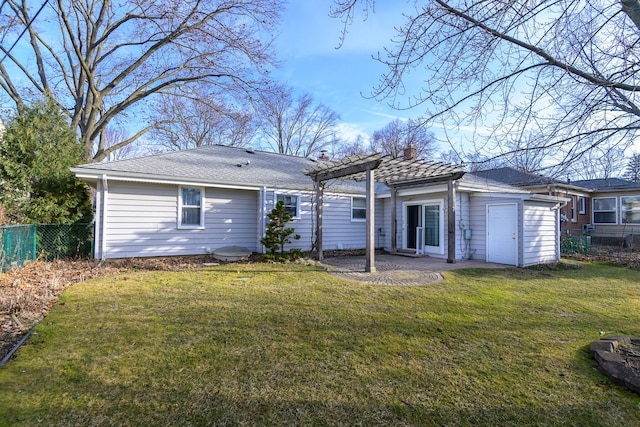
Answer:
[304,154,465,272]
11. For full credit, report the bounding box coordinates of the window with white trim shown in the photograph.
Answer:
[579,197,586,215]
[276,194,300,218]
[351,197,366,221]
[593,197,616,224]
[621,196,640,224]
[178,186,204,228]
[570,196,577,222]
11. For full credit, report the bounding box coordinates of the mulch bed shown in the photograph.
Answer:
[1,248,638,364]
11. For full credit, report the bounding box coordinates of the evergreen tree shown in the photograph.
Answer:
[261,201,300,254]
[624,154,640,182]
[0,96,92,223]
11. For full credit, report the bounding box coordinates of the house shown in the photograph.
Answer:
[473,167,640,244]
[72,145,567,267]
[570,178,640,244]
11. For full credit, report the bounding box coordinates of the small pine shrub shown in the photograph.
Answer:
[261,201,301,256]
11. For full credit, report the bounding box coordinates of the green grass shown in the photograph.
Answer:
[1,262,640,426]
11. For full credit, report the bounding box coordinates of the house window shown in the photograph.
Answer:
[593,197,617,224]
[179,186,204,228]
[621,196,640,224]
[579,197,586,215]
[276,194,300,218]
[351,197,366,221]
[570,196,577,222]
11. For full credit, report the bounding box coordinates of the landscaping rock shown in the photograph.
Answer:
[591,337,640,394]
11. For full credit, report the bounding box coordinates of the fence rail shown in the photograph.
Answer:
[0,223,93,272]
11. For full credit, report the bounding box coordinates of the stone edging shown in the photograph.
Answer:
[590,337,640,394]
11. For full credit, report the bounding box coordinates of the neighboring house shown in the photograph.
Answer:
[472,167,588,235]
[570,178,640,241]
[72,145,566,267]
[473,167,640,242]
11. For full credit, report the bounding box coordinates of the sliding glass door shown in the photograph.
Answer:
[405,201,444,255]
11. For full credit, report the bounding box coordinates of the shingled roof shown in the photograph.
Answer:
[72,145,375,193]
[571,178,640,191]
[470,167,561,187]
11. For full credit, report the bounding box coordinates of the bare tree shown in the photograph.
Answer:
[102,126,146,161]
[331,1,640,170]
[564,146,626,180]
[149,87,257,151]
[623,153,640,182]
[371,118,437,159]
[499,133,552,174]
[332,134,369,158]
[254,84,340,158]
[0,0,280,162]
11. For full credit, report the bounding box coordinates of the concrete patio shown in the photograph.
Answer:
[320,253,507,285]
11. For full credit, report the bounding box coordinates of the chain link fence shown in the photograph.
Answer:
[0,223,93,271]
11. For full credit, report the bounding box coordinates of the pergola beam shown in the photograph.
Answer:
[306,157,383,182]
[304,154,466,273]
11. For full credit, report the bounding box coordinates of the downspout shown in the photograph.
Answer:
[99,174,108,263]
[551,200,568,263]
[259,186,266,253]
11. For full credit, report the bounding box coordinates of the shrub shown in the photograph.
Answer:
[261,201,300,256]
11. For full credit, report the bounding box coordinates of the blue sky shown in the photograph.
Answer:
[272,2,418,147]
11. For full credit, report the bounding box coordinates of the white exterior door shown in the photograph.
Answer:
[487,203,518,266]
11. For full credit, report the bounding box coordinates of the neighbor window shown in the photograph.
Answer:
[570,196,577,222]
[179,186,204,228]
[621,196,640,224]
[276,194,300,218]
[579,197,586,215]
[593,197,617,224]
[351,197,366,221]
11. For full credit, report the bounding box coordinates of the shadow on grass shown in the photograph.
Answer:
[4,372,626,427]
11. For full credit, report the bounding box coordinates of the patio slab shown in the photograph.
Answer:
[321,254,507,285]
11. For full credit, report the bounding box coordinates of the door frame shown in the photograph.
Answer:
[486,202,519,266]
[402,199,445,255]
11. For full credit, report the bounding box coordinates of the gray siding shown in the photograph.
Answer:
[264,189,313,251]
[456,192,471,260]
[523,202,559,266]
[468,194,523,263]
[263,190,375,252]
[103,181,259,258]
[467,194,488,262]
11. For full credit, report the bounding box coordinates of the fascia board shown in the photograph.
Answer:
[71,169,262,191]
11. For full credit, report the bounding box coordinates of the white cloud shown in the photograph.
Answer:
[335,122,371,144]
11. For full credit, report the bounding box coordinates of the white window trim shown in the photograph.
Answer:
[578,197,586,215]
[351,196,366,222]
[275,192,301,219]
[570,195,577,222]
[621,195,640,224]
[178,186,205,229]
[592,196,617,225]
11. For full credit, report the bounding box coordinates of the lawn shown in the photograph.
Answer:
[1,262,639,426]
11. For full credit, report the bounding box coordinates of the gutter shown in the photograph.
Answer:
[72,170,263,192]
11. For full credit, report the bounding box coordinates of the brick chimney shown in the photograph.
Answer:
[318,150,330,161]
[403,144,417,161]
